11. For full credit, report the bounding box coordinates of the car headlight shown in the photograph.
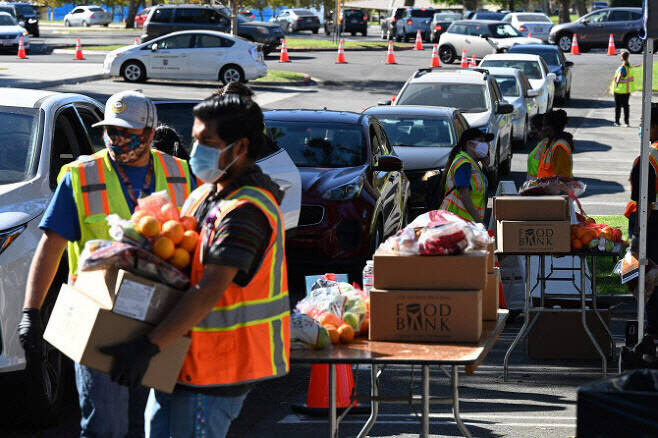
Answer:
[255,26,269,34]
[0,224,26,257]
[322,177,364,201]
[28,18,37,23]
[421,170,441,182]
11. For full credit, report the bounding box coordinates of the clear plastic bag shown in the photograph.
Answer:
[519,177,586,197]
[290,313,330,350]
[136,190,180,223]
[106,214,150,249]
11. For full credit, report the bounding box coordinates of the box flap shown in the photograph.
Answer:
[74,267,120,309]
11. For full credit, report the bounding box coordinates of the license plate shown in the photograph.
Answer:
[351,19,358,23]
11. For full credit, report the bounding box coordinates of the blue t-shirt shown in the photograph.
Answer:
[454,163,488,192]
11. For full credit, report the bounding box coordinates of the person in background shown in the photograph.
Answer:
[438,127,493,223]
[153,124,189,160]
[526,113,546,181]
[613,50,633,127]
[214,81,255,100]
[536,109,574,179]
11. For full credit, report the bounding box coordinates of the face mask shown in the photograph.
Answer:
[470,141,489,159]
[104,130,149,163]
[189,141,239,183]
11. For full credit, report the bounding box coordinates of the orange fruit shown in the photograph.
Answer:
[169,248,191,269]
[179,230,199,253]
[162,220,184,244]
[180,216,198,231]
[138,216,161,237]
[152,236,175,260]
[131,209,150,224]
[326,327,340,345]
[359,318,369,335]
[572,239,583,250]
[160,203,180,222]
[319,313,343,328]
[338,324,355,343]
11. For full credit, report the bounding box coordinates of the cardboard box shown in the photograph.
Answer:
[483,269,500,321]
[75,268,185,325]
[487,241,495,273]
[494,195,570,221]
[44,284,191,393]
[496,221,571,254]
[373,250,487,290]
[369,289,482,343]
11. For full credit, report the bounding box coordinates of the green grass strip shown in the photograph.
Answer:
[590,215,629,295]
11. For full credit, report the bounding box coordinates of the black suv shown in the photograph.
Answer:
[324,8,367,36]
[141,5,283,54]
[4,2,38,36]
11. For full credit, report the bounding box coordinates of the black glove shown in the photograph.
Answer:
[18,308,42,355]
[99,335,160,387]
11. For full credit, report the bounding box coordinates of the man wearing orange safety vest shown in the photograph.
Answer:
[18,90,193,437]
[101,94,290,437]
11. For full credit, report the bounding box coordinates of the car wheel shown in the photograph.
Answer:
[626,34,644,54]
[439,45,456,64]
[566,87,571,101]
[325,26,330,36]
[521,117,529,147]
[82,20,89,27]
[351,31,356,36]
[558,34,572,52]
[121,60,146,82]
[63,19,70,27]
[501,143,512,176]
[395,30,402,42]
[103,23,109,27]
[220,64,245,84]
[33,30,39,37]
[362,30,367,37]
[312,28,318,34]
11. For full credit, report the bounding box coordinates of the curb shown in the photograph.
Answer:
[254,74,316,86]
[54,49,108,55]
[54,46,418,56]
[5,73,106,89]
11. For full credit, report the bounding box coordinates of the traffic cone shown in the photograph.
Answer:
[335,39,347,64]
[495,261,507,309]
[279,38,290,63]
[570,33,580,55]
[460,48,468,68]
[469,54,477,68]
[607,33,616,56]
[385,40,396,64]
[528,31,532,38]
[16,36,27,59]
[74,37,85,60]
[414,29,423,50]
[430,43,440,68]
[134,37,139,45]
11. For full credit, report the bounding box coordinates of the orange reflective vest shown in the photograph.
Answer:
[537,138,572,178]
[177,184,290,387]
[624,142,658,218]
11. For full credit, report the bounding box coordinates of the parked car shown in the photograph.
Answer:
[429,12,462,43]
[238,10,256,21]
[502,12,553,41]
[141,5,283,55]
[392,68,514,184]
[134,6,151,28]
[548,7,644,53]
[105,30,267,84]
[480,53,556,113]
[325,8,367,36]
[271,8,320,34]
[380,7,406,40]
[471,11,507,20]
[592,1,608,11]
[63,5,112,27]
[0,11,29,53]
[509,43,573,102]
[438,20,542,64]
[4,2,38,36]
[484,66,540,146]
[363,105,469,214]
[395,7,434,42]
[263,109,409,277]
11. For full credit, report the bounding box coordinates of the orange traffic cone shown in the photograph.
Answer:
[385,40,396,64]
[570,33,580,55]
[74,37,85,60]
[414,29,423,50]
[469,54,477,68]
[460,48,468,68]
[607,33,616,56]
[134,37,139,45]
[430,43,440,68]
[494,261,507,309]
[335,39,347,64]
[16,36,27,59]
[528,31,532,38]
[279,38,290,63]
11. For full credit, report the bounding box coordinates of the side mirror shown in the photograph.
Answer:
[151,43,158,52]
[527,89,540,97]
[565,61,574,67]
[582,18,589,24]
[497,103,514,114]
[378,100,392,106]
[547,72,557,82]
[374,155,403,171]
[19,20,25,27]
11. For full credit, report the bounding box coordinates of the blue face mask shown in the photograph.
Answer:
[189,141,239,183]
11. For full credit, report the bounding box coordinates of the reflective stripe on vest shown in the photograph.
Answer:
[527,138,549,179]
[154,150,190,206]
[537,138,571,178]
[614,65,633,94]
[439,152,486,222]
[79,155,110,216]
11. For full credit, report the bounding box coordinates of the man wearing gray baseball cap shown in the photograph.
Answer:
[19,90,193,437]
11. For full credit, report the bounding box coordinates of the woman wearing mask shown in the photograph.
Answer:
[439,128,493,223]
[536,109,574,179]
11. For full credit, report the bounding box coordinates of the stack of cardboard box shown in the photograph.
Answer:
[44,267,191,393]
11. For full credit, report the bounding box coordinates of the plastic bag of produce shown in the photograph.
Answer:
[519,176,586,197]
[417,222,468,255]
[290,313,330,350]
[106,214,151,249]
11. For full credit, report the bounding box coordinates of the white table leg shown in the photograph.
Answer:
[504,255,532,381]
[356,364,379,438]
[451,365,472,438]
[580,257,607,377]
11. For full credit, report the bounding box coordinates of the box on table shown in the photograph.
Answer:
[487,241,495,273]
[483,268,500,321]
[496,221,571,254]
[494,195,570,221]
[44,284,190,394]
[373,250,487,290]
[75,268,185,325]
[369,289,482,343]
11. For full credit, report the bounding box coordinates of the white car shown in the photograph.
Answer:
[438,19,542,64]
[63,5,112,27]
[104,30,267,84]
[502,12,553,41]
[480,53,556,114]
[484,67,540,145]
[0,89,300,422]
[0,11,29,52]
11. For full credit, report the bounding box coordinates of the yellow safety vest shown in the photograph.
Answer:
[614,65,634,94]
[57,149,192,276]
[527,137,549,180]
[440,152,486,222]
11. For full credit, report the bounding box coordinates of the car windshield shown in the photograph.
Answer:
[475,12,505,20]
[397,83,489,113]
[489,23,521,37]
[267,122,365,167]
[0,14,16,25]
[89,7,104,12]
[377,116,454,147]
[493,76,520,97]
[0,106,39,185]
[411,9,434,18]
[293,9,314,16]
[481,59,542,79]
[15,4,35,15]
[515,13,551,22]
[512,48,561,66]
[433,13,460,21]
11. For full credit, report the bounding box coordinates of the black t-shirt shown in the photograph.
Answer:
[630,155,658,236]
